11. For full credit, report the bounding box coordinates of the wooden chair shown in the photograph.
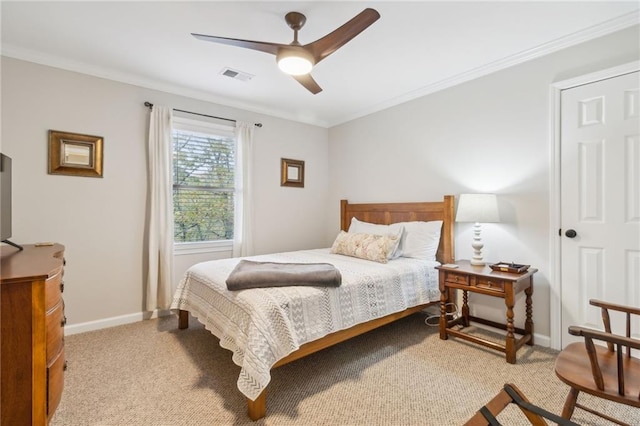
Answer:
[465,383,579,426]
[554,299,640,426]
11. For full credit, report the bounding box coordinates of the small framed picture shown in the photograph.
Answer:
[280,158,304,188]
[48,130,103,178]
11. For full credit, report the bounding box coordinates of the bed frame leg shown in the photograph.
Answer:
[247,391,266,421]
[178,309,189,329]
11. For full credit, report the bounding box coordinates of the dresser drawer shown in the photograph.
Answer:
[46,301,65,362]
[444,272,470,286]
[47,347,65,418]
[475,277,506,293]
[45,270,64,312]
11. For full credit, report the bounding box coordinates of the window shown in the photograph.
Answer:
[172,118,236,246]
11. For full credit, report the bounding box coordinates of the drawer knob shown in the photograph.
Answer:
[63,361,68,371]
[60,281,65,293]
[61,316,67,327]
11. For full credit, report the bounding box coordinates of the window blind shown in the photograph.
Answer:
[172,127,236,243]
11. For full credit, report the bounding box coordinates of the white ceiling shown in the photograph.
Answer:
[2,1,638,127]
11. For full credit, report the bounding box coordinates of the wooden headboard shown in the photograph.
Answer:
[339,195,455,264]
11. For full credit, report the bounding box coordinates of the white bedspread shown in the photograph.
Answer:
[170,248,440,400]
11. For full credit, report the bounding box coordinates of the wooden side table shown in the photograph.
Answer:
[436,260,537,364]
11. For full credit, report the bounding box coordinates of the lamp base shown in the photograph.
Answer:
[470,222,485,266]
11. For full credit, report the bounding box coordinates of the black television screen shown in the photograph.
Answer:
[1,153,22,250]
[1,153,12,241]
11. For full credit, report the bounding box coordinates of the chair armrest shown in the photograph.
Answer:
[568,326,640,350]
[590,299,640,316]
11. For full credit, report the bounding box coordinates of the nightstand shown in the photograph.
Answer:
[436,260,537,364]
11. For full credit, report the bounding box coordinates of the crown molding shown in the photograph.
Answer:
[330,10,640,127]
[2,10,637,129]
[0,45,329,128]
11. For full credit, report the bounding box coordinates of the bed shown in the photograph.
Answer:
[171,195,455,420]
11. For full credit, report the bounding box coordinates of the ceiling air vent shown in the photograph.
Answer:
[220,67,254,82]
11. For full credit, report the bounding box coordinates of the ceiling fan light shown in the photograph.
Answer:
[277,55,313,75]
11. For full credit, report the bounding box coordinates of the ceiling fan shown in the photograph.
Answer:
[192,8,380,94]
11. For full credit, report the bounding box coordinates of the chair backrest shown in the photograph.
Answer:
[568,299,640,400]
[590,299,640,357]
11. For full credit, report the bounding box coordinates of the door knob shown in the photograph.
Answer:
[565,229,577,238]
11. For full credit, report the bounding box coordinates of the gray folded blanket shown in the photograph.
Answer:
[226,260,342,291]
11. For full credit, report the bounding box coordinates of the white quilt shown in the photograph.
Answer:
[170,248,440,400]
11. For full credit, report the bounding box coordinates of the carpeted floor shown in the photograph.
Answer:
[50,312,638,425]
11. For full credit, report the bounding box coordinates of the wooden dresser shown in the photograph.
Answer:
[1,244,66,425]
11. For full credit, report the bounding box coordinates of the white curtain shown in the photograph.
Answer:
[233,121,255,257]
[146,105,174,311]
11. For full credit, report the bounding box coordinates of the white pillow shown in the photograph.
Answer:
[395,220,443,261]
[348,217,404,259]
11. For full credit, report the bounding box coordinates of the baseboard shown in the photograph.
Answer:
[65,309,173,335]
[471,321,551,348]
[533,333,551,348]
[66,308,552,348]
[421,306,551,348]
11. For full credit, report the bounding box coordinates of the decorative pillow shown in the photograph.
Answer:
[395,220,443,261]
[348,217,404,259]
[330,231,399,264]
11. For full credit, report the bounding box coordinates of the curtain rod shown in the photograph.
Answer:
[144,102,262,128]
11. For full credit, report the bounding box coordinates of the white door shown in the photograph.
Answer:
[560,71,640,347]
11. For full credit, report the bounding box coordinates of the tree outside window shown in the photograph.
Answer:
[172,123,235,243]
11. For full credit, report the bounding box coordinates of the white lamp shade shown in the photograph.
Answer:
[456,194,500,223]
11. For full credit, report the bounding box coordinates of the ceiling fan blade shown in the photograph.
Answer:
[305,8,380,63]
[191,33,283,56]
[293,74,323,94]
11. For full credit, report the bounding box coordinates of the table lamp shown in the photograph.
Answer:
[456,194,500,266]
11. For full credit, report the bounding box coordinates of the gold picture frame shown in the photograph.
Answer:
[281,158,304,188]
[48,130,103,178]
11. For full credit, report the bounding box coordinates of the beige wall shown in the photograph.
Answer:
[2,24,639,342]
[1,57,329,328]
[327,25,640,346]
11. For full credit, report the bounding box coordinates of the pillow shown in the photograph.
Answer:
[395,220,443,261]
[348,217,404,259]
[330,231,400,264]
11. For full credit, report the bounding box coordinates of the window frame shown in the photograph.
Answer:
[171,116,236,253]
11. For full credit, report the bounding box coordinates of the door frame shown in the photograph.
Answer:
[548,60,639,350]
